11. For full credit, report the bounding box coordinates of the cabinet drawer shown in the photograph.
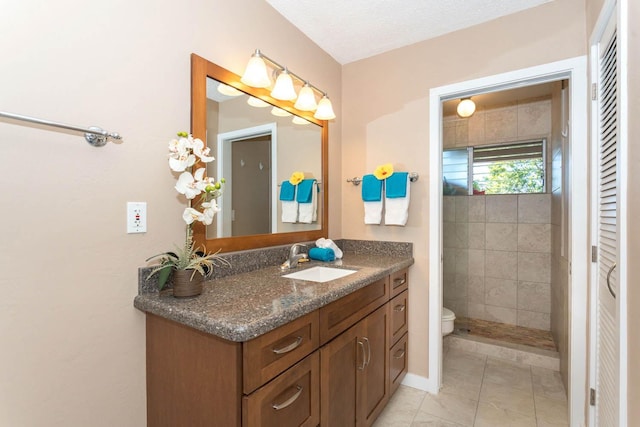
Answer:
[389,333,408,396]
[243,311,319,394]
[390,269,408,297]
[242,352,320,427]
[319,277,389,345]
[389,291,408,347]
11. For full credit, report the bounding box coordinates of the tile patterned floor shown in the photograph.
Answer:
[373,346,569,427]
[454,317,557,351]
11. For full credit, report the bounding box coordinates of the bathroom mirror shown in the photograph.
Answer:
[191,54,328,252]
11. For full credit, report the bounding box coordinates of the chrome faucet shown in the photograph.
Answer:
[281,243,308,270]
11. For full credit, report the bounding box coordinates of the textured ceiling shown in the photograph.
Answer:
[266,0,552,64]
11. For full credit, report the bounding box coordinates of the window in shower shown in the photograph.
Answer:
[443,139,546,195]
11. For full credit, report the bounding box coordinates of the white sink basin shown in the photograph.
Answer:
[282,266,357,283]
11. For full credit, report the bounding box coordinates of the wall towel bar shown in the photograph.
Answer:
[347,172,419,186]
[0,111,122,147]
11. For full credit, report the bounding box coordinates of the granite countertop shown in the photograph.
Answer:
[134,252,413,342]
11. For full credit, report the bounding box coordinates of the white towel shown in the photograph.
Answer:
[384,178,410,226]
[315,237,343,259]
[298,182,317,223]
[364,200,383,224]
[281,186,298,223]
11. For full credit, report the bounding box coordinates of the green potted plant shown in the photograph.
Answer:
[146,132,227,297]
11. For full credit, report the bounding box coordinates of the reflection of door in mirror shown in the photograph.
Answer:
[231,136,271,236]
[214,123,276,238]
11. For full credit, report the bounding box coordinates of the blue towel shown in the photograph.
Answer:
[296,179,316,203]
[361,174,382,201]
[280,181,295,201]
[308,247,335,262]
[385,172,409,198]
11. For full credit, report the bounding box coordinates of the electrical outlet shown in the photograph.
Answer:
[127,202,147,233]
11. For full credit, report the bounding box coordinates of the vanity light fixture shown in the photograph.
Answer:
[271,68,297,101]
[241,48,336,120]
[294,83,318,111]
[456,98,476,118]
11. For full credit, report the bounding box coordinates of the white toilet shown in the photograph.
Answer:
[442,307,456,336]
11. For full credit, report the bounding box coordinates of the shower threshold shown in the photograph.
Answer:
[453,317,557,351]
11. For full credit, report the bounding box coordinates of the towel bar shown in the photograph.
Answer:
[347,172,419,186]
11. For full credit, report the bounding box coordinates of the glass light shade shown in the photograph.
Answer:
[456,98,476,118]
[217,83,242,97]
[294,84,318,111]
[292,116,311,125]
[271,70,297,101]
[247,96,270,108]
[241,55,271,88]
[314,95,336,120]
[271,107,292,117]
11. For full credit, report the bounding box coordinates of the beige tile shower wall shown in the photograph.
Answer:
[443,194,552,330]
[443,97,551,148]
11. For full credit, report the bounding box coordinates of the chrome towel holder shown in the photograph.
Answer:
[346,172,419,186]
[0,110,122,147]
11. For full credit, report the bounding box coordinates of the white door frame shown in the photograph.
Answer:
[588,0,628,424]
[428,56,588,426]
[216,123,278,237]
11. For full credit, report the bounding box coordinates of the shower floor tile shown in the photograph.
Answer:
[454,317,556,351]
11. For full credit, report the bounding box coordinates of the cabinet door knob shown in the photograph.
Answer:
[394,304,406,312]
[271,385,303,410]
[272,336,303,354]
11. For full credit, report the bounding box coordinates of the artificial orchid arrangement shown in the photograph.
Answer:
[146,132,227,290]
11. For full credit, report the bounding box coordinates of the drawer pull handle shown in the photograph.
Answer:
[394,349,406,359]
[394,304,406,312]
[272,336,303,354]
[362,337,371,367]
[271,385,303,410]
[393,277,406,286]
[357,340,366,370]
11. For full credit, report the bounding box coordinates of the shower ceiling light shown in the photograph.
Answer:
[457,98,476,118]
[241,49,336,120]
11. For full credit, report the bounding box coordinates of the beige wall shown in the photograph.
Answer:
[0,0,341,425]
[342,0,586,379]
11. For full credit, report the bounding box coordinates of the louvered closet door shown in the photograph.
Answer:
[595,17,619,427]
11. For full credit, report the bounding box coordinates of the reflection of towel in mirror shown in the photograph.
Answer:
[280,181,298,223]
[384,172,410,226]
[298,179,317,223]
[362,174,383,224]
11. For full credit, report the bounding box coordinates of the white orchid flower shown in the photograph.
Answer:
[168,136,197,172]
[200,200,220,225]
[192,138,215,163]
[175,169,205,199]
[182,207,202,225]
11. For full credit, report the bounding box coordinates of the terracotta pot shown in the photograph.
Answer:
[171,269,203,298]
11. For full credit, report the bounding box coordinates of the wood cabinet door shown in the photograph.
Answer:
[320,322,362,427]
[357,305,390,427]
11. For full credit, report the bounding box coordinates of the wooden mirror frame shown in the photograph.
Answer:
[190,53,329,252]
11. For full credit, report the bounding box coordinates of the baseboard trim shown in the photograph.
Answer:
[401,373,439,394]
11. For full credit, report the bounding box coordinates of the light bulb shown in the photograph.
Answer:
[271,69,297,101]
[247,97,269,108]
[457,98,476,118]
[240,51,271,88]
[294,83,318,111]
[314,95,336,120]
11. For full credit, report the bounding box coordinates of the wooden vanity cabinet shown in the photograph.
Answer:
[145,267,410,427]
